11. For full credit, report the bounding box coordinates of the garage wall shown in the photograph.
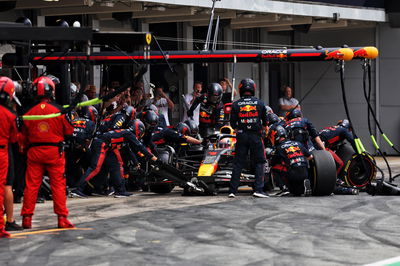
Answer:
[378,23,400,155]
[295,27,377,153]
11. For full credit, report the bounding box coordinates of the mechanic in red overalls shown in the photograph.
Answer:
[0,77,19,238]
[20,76,74,229]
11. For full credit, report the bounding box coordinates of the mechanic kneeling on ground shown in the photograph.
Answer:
[269,126,313,196]
[318,119,359,195]
[319,119,356,175]
[284,109,325,151]
[229,78,269,198]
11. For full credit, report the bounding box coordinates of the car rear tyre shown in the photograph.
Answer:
[309,150,337,196]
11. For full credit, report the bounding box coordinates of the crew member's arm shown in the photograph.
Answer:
[160,91,174,110]
[184,136,201,145]
[224,78,237,96]
[314,136,325,150]
[164,129,202,145]
[229,102,239,131]
[127,146,140,166]
[18,117,29,153]
[306,119,325,150]
[127,133,157,161]
[187,95,202,117]
[62,114,75,137]
[300,144,314,161]
[343,128,357,151]
[278,98,300,112]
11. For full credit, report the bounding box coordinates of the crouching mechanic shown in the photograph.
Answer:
[71,119,158,198]
[0,77,20,237]
[319,119,358,195]
[229,78,269,198]
[319,119,356,175]
[284,109,325,151]
[270,126,313,196]
[65,114,96,187]
[20,76,74,229]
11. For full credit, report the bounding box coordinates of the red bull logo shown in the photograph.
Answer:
[239,105,258,118]
[200,111,208,117]
[239,105,257,112]
[353,47,378,59]
[285,146,300,153]
[325,48,353,61]
[73,120,85,125]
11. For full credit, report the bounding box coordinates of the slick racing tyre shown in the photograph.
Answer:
[149,184,175,194]
[342,153,376,188]
[309,150,337,196]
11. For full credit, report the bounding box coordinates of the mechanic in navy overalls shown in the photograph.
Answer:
[65,116,96,187]
[228,78,269,198]
[187,83,225,139]
[284,109,325,151]
[152,122,201,147]
[269,125,313,196]
[319,119,355,175]
[77,105,98,123]
[98,105,136,133]
[71,120,158,198]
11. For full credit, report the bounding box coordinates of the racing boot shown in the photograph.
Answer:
[58,216,74,229]
[334,186,359,195]
[22,215,32,229]
[0,227,10,238]
[303,179,312,197]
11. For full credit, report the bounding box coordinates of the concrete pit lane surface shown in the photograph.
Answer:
[1,158,400,266]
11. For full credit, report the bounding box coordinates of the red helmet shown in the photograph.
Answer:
[0,77,20,105]
[176,122,191,136]
[32,76,56,99]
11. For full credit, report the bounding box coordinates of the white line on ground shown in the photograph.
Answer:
[365,256,400,266]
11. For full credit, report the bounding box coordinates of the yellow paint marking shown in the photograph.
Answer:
[10,227,93,237]
[238,187,253,192]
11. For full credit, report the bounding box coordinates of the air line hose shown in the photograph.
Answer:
[338,60,385,182]
[362,61,400,155]
[361,60,392,181]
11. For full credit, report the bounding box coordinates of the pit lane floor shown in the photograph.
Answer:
[2,157,400,266]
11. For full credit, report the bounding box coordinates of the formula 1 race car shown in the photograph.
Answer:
[183,126,338,196]
[131,124,350,196]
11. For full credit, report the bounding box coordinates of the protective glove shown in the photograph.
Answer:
[199,94,207,103]
[201,138,209,147]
